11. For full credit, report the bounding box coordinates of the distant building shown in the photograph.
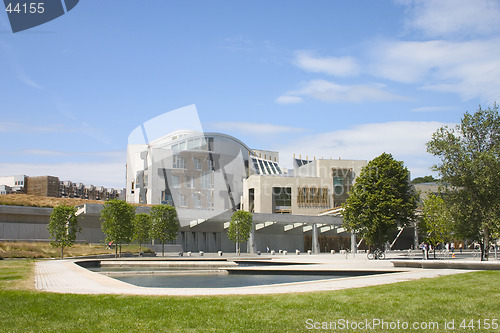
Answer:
[26,176,60,197]
[0,175,123,201]
[0,175,27,194]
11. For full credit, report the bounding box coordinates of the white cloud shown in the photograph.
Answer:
[210,121,304,135]
[284,79,406,103]
[411,106,457,112]
[276,121,449,177]
[403,0,500,38]
[275,95,303,104]
[293,51,360,77]
[0,162,125,188]
[370,39,500,102]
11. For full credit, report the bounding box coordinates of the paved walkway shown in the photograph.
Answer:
[34,253,474,296]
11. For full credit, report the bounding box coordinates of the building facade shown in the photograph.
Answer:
[126,106,368,253]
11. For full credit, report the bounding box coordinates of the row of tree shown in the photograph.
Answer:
[48,200,180,258]
[342,105,500,261]
[101,200,179,257]
[48,199,255,259]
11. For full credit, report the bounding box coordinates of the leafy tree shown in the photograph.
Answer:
[133,213,151,256]
[48,204,81,259]
[149,205,179,257]
[411,175,438,184]
[419,194,452,259]
[342,153,418,250]
[101,199,135,258]
[427,105,500,261]
[228,210,253,255]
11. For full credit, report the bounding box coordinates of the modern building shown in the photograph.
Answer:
[126,106,369,253]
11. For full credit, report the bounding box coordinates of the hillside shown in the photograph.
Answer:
[0,194,149,208]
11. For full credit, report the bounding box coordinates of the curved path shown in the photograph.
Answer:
[34,254,472,296]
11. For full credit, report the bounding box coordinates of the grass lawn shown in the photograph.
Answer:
[1,260,499,332]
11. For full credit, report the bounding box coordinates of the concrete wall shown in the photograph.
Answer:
[0,205,105,243]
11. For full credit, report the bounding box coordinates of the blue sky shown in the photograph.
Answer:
[1,0,500,188]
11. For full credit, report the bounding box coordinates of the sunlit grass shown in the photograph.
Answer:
[0,260,499,332]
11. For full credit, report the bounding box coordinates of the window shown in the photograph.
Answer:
[208,137,214,151]
[263,161,273,174]
[258,159,267,174]
[194,157,202,170]
[202,172,214,189]
[186,176,194,188]
[173,155,185,169]
[193,193,202,209]
[273,187,292,213]
[333,176,344,195]
[207,190,214,208]
[178,194,186,207]
[161,192,173,205]
[171,175,180,188]
[251,158,261,174]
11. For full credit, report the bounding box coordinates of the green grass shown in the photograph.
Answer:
[1,260,499,332]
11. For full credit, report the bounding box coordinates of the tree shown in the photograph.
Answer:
[133,213,151,256]
[227,210,253,255]
[48,204,81,259]
[149,205,179,257]
[411,175,438,184]
[101,199,135,258]
[342,153,418,250]
[419,194,452,259]
[427,105,500,261]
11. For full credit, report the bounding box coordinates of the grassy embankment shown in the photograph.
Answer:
[0,193,151,208]
[0,259,499,332]
[0,242,151,259]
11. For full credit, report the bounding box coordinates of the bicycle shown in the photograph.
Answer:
[367,249,386,260]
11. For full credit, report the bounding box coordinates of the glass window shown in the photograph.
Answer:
[208,137,214,151]
[202,172,214,189]
[173,155,185,169]
[207,191,214,207]
[258,159,267,174]
[178,141,186,150]
[193,194,202,209]
[194,158,202,170]
[171,175,180,188]
[264,161,273,174]
[178,194,186,207]
[161,191,173,205]
[186,176,194,188]
[273,163,282,174]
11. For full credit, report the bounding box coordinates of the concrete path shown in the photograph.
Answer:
[35,253,473,296]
